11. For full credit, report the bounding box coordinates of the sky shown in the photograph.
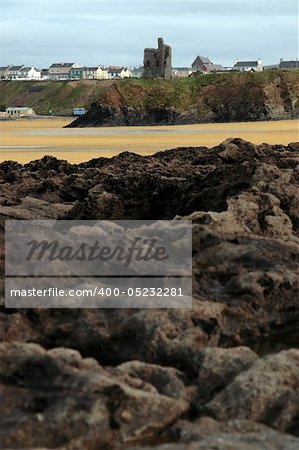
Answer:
[0,0,298,68]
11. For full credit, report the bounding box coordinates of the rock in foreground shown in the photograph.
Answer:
[0,138,298,448]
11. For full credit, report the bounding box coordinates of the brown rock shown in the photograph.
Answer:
[0,342,189,449]
[192,347,258,409]
[205,349,299,435]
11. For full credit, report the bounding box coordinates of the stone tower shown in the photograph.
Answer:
[143,37,172,80]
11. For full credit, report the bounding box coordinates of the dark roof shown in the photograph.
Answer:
[234,61,259,67]
[9,65,24,71]
[108,68,123,73]
[202,64,225,71]
[192,56,212,66]
[20,67,32,72]
[279,60,299,68]
[50,63,75,68]
[70,66,100,71]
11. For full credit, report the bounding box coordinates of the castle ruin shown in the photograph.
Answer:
[143,38,172,80]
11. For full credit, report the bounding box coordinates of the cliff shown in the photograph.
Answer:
[0,71,298,125]
[67,71,299,126]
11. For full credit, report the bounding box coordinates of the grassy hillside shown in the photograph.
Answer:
[0,71,298,120]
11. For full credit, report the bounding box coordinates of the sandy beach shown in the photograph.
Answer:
[0,117,298,163]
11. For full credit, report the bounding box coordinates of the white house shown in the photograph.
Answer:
[233,59,263,72]
[108,67,132,79]
[6,65,24,79]
[6,107,36,117]
[172,67,193,78]
[18,67,41,80]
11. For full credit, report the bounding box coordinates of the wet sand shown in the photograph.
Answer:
[0,118,298,164]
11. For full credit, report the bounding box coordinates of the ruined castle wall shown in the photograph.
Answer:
[143,38,172,80]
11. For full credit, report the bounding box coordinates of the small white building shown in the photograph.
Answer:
[233,59,263,72]
[6,107,36,117]
[172,67,193,78]
[108,67,132,79]
[18,67,41,80]
[73,107,86,115]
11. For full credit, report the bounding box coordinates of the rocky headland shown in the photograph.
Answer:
[0,138,299,449]
[0,71,298,124]
[66,71,299,127]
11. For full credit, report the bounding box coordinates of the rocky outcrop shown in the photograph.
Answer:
[0,138,298,448]
[0,342,189,449]
[0,196,72,220]
[205,350,299,435]
[65,72,299,127]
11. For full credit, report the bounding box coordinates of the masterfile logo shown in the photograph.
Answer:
[5,220,192,308]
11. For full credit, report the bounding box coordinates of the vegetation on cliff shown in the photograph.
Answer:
[0,71,298,124]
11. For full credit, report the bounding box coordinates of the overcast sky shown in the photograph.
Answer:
[0,0,298,68]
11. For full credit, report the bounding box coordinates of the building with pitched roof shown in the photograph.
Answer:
[172,67,193,78]
[233,59,263,72]
[279,59,299,71]
[0,66,12,79]
[69,66,109,80]
[6,107,36,117]
[6,65,24,79]
[108,67,132,79]
[18,67,41,79]
[191,56,212,72]
[48,63,79,80]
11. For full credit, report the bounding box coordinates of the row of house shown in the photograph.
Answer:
[49,63,135,80]
[172,57,298,78]
[1,57,298,82]
[171,56,257,78]
[0,63,142,81]
[0,65,42,80]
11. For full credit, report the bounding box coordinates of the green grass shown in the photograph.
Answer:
[0,70,297,115]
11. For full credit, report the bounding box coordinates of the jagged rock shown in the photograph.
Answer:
[0,139,299,448]
[0,196,72,220]
[168,416,272,443]
[126,431,299,450]
[0,342,189,449]
[0,138,298,224]
[192,347,258,409]
[204,349,299,435]
[115,360,187,399]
